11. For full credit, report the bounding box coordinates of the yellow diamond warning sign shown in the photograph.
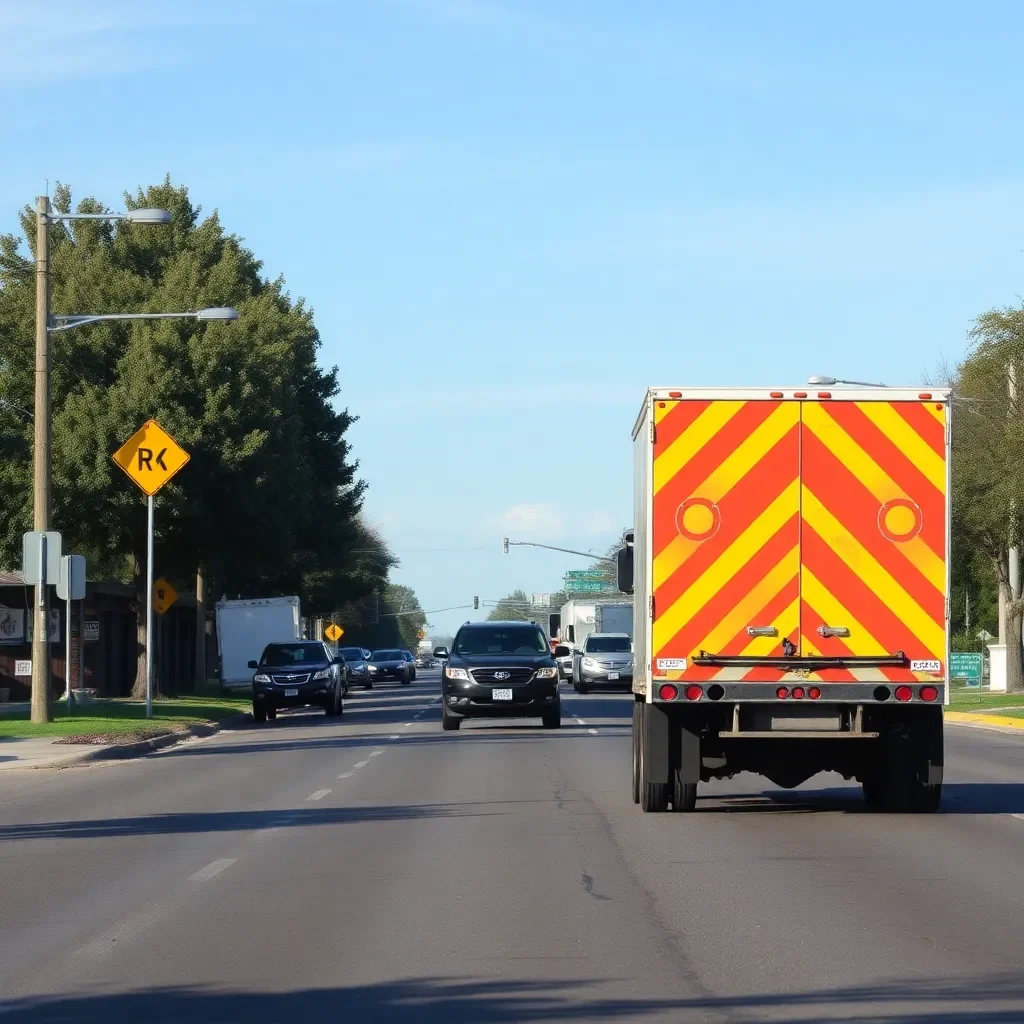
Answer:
[113,420,190,496]
[153,578,179,615]
[325,623,344,643]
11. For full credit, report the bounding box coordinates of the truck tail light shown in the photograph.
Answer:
[791,686,805,699]
[658,683,678,701]
[894,685,912,702]
[684,684,703,701]
[808,686,821,700]
[776,686,789,699]
[919,685,938,702]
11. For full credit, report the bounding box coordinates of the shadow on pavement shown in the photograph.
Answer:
[700,781,1024,815]
[1,973,1023,1023]
[0,802,504,842]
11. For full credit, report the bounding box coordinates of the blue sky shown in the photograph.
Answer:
[4,0,1024,634]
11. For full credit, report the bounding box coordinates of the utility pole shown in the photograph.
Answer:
[31,196,51,724]
[1007,363,1020,643]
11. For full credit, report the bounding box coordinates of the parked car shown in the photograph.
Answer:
[572,632,633,693]
[368,649,413,684]
[440,621,564,731]
[401,650,417,681]
[249,640,345,722]
[337,646,372,689]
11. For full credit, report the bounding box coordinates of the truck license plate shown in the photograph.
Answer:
[492,688,512,701]
[284,688,298,697]
[607,672,620,681]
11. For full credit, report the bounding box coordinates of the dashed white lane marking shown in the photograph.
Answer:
[337,771,355,779]
[1012,814,1024,823]
[588,728,598,735]
[390,734,401,739]
[404,722,413,728]
[190,858,236,881]
[575,717,587,726]
[352,759,370,769]
[307,789,331,801]
[369,749,384,758]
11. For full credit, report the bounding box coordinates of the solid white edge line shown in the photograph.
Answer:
[189,858,237,881]
[307,789,332,801]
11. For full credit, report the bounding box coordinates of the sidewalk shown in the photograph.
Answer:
[0,736,104,770]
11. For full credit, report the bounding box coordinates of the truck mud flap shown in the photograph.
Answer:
[674,718,701,785]
[641,702,671,786]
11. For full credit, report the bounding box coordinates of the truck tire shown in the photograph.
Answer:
[631,702,641,804]
[875,708,943,813]
[639,703,670,813]
[672,770,697,812]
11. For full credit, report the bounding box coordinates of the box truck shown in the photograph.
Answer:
[216,596,302,690]
[622,386,948,813]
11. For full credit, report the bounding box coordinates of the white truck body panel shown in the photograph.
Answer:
[216,596,301,688]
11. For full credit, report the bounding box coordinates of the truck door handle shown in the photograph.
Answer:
[817,625,850,638]
[746,625,778,637]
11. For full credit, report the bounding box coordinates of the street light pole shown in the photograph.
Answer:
[31,196,51,724]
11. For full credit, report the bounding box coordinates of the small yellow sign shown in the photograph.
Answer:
[325,623,344,643]
[113,419,190,496]
[153,578,178,615]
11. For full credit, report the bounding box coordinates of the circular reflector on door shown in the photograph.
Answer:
[676,497,721,541]
[878,498,922,543]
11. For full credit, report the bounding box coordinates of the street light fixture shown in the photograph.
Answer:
[29,195,238,723]
[807,375,887,388]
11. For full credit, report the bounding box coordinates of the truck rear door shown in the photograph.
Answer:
[650,393,947,685]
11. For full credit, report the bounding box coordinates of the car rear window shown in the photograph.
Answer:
[585,636,631,653]
[338,648,364,659]
[372,650,403,659]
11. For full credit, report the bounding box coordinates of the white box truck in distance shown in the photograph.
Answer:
[622,386,948,814]
[216,596,302,690]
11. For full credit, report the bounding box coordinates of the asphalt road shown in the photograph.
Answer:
[0,669,1022,1022]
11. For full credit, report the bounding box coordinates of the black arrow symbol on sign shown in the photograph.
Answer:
[155,448,168,470]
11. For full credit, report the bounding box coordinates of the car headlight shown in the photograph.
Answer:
[582,657,598,669]
[253,673,271,684]
[313,668,332,681]
[368,665,378,672]
[535,667,557,679]
[445,667,470,681]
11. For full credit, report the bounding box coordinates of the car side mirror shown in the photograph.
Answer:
[433,647,449,658]
[553,645,571,659]
[247,660,258,669]
[617,543,634,594]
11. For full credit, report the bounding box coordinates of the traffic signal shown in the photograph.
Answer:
[473,595,479,609]
[502,537,509,554]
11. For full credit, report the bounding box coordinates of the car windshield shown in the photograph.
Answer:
[585,636,631,653]
[372,650,403,660]
[454,626,548,656]
[260,643,325,666]
[338,648,364,660]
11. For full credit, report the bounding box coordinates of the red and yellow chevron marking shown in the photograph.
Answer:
[800,401,946,682]
[650,397,947,683]
[651,400,801,679]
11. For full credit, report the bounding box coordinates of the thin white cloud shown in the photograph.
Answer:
[492,502,565,542]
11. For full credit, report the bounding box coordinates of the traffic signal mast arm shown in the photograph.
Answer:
[502,538,614,563]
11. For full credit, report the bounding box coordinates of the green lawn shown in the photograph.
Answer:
[0,694,250,741]
[948,689,1024,713]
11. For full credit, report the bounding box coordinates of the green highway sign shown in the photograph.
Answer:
[564,569,606,580]
[565,580,614,593]
[950,652,983,688]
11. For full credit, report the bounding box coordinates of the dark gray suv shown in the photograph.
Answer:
[441,621,565,731]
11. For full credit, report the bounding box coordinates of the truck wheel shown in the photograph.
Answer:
[877,709,943,813]
[631,702,641,804]
[638,704,670,813]
[672,771,697,812]
[441,705,461,731]
[861,771,884,808]
[252,704,266,724]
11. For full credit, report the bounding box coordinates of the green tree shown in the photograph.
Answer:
[487,588,532,621]
[951,305,1024,692]
[0,179,370,695]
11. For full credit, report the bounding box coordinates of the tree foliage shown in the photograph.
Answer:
[487,588,533,621]
[0,179,393,692]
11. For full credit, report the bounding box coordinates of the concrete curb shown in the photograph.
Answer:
[945,710,1024,732]
[3,713,253,770]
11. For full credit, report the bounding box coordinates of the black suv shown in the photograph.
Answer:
[249,641,345,722]
[441,621,564,731]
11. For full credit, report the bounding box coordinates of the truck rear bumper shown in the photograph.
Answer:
[651,681,945,704]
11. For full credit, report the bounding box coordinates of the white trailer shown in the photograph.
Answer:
[216,596,302,690]
[595,600,633,637]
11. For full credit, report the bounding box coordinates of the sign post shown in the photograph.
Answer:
[325,623,344,648]
[57,554,86,707]
[112,420,190,717]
